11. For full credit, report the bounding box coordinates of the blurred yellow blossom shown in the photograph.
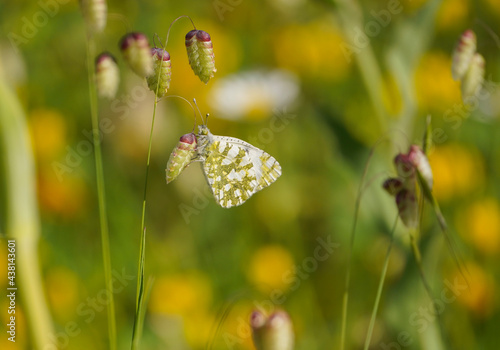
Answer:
[415,52,461,112]
[29,109,67,161]
[452,262,495,318]
[247,245,295,293]
[436,0,468,31]
[457,198,500,255]
[45,267,80,321]
[273,19,350,81]
[38,167,88,218]
[149,272,212,316]
[428,143,485,202]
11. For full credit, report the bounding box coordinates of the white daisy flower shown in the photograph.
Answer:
[208,69,300,121]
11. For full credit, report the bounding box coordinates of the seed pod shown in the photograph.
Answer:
[461,53,485,102]
[80,0,107,34]
[408,145,433,190]
[394,153,416,187]
[185,29,216,84]
[120,32,154,77]
[452,29,476,81]
[146,48,172,98]
[396,189,418,228]
[95,52,119,99]
[251,310,294,350]
[166,133,197,183]
[382,178,404,196]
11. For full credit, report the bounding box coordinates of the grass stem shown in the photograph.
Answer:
[85,36,117,350]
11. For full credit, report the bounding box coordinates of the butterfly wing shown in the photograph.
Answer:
[202,136,281,208]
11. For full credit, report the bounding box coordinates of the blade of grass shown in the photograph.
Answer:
[132,228,148,350]
[0,69,54,349]
[85,36,117,350]
[340,143,379,350]
[363,215,398,350]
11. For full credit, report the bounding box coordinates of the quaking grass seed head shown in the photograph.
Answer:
[120,32,154,77]
[185,29,216,84]
[452,29,477,81]
[250,310,294,350]
[146,48,172,98]
[80,0,107,34]
[382,178,404,196]
[461,52,485,103]
[95,52,119,99]
[408,145,433,190]
[396,189,418,228]
[166,132,197,184]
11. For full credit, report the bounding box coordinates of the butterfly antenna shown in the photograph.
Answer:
[192,98,206,125]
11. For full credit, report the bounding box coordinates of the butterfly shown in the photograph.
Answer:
[166,124,282,208]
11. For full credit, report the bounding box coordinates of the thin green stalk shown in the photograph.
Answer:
[363,216,398,350]
[0,70,54,349]
[340,145,378,350]
[132,60,163,349]
[85,36,117,350]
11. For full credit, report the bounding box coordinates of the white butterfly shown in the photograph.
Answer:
[166,124,282,208]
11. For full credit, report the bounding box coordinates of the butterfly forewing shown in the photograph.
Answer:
[200,135,281,208]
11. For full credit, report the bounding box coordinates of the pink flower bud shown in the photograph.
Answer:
[408,145,433,190]
[451,29,476,81]
[120,32,154,77]
[80,0,107,34]
[95,52,119,99]
[146,48,172,98]
[185,29,217,84]
[461,53,485,102]
[251,310,294,350]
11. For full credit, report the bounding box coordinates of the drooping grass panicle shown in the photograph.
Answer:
[451,29,476,81]
[250,310,294,350]
[120,32,154,77]
[80,0,107,35]
[96,52,120,99]
[146,48,172,98]
[185,29,217,84]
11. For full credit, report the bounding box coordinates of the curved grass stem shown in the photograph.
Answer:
[363,216,398,350]
[85,36,117,350]
[340,144,378,350]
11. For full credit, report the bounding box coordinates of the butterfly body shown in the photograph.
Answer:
[166,125,281,208]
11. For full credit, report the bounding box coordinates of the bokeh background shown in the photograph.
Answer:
[1,0,500,349]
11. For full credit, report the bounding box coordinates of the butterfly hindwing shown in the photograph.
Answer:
[201,135,281,208]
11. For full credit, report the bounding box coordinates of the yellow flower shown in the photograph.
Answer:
[29,109,67,161]
[451,262,495,319]
[428,143,485,202]
[149,272,212,316]
[273,19,350,81]
[414,52,461,112]
[38,167,88,218]
[247,245,295,293]
[457,198,500,255]
[436,0,468,31]
[45,267,80,321]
